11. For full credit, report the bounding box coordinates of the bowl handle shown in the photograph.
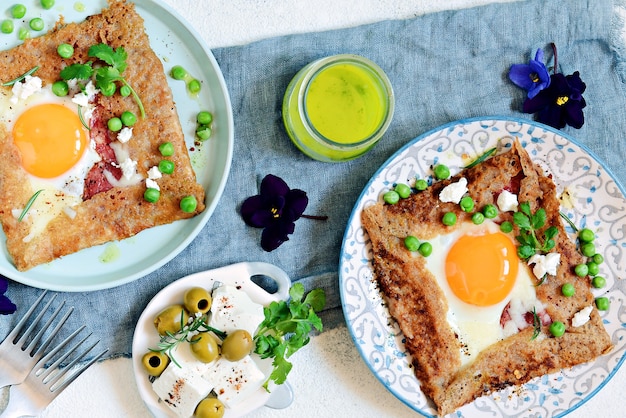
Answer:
[244,262,292,301]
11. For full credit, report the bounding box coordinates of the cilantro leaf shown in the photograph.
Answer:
[88,44,128,73]
[254,284,326,390]
[513,201,559,266]
[60,63,93,80]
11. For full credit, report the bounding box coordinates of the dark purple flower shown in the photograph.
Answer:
[509,49,551,99]
[523,71,586,129]
[0,276,17,315]
[241,174,308,252]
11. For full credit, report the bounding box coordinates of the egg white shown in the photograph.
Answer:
[423,220,544,367]
[2,80,102,240]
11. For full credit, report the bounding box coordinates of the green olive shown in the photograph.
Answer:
[184,287,212,314]
[190,333,219,363]
[221,329,253,362]
[141,351,170,377]
[194,397,225,418]
[153,304,188,336]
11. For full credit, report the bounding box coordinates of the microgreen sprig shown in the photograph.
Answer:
[464,147,497,169]
[531,308,541,340]
[2,66,39,86]
[254,283,325,389]
[151,312,226,368]
[18,189,43,222]
[59,43,145,118]
[513,202,559,259]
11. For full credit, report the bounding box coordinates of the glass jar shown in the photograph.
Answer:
[282,54,394,162]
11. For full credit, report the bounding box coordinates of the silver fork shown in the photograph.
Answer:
[0,330,108,417]
[0,290,74,389]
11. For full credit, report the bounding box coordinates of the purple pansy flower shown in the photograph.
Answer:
[241,174,308,252]
[523,71,586,129]
[0,276,17,315]
[509,49,551,99]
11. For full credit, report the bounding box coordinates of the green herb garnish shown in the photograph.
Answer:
[464,147,497,169]
[531,308,541,340]
[254,283,325,389]
[151,313,226,368]
[2,66,39,86]
[513,202,558,259]
[59,44,145,118]
[77,105,90,130]
[18,189,43,222]
[559,211,578,232]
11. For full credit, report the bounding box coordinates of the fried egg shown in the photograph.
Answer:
[0,77,101,239]
[424,219,544,366]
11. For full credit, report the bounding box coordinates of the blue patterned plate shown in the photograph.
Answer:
[339,117,626,417]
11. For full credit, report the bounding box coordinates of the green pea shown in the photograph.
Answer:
[574,263,589,277]
[40,0,55,9]
[11,4,27,19]
[158,160,175,175]
[197,111,213,125]
[578,228,595,243]
[144,188,160,203]
[591,276,606,289]
[196,125,212,141]
[159,142,174,157]
[29,18,44,32]
[107,117,122,132]
[581,242,596,257]
[404,236,420,252]
[595,296,610,311]
[395,183,411,199]
[442,212,457,226]
[187,79,201,94]
[459,196,474,213]
[1,20,14,34]
[418,242,433,257]
[18,28,29,41]
[170,65,187,80]
[483,204,498,219]
[51,80,69,97]
[433,164,450,180]
[180,195,198,213]
[57,43,74,59]
[415,179,428,191]
[119,85,131,97]
[592,253,604,265]
[586,261,600,277]
[121,111,137,127]
[383,191,399,205]
[472,212,485,225]
[549,321,565,337]
[561,283,575,297]
[100,81,116,96]
[500,221,513,233]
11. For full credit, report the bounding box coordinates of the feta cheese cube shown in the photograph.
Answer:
[439,178,468,204]
[497,190,518,212]
[202,356,265,408]
[209,285,264,336]
[528,252,561,279]
[572,305,593,327]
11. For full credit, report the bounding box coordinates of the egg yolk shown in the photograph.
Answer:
[445,231,519,306]
[12,103,87,178]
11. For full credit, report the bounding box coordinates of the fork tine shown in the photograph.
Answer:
[23,300,67,355]
[37,330,90,382]
[44,338,98,388]
[0,290,48,346]
[13,293,58,349]
[30,305,74,356]
[49,346,108,393]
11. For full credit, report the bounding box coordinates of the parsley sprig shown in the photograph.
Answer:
[254,283,325,389]
[151,313,226,368]
[60,44,145,118]
[513,202,559,259]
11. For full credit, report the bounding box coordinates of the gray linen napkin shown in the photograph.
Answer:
[1,0,625,360]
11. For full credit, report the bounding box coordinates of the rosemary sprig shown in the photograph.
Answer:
[2,66,39,87]
[559,211,578,232]
[150,312,227,368]
[531,308,541,340]
[18,190,43,222]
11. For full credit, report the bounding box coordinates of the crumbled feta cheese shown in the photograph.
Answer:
[117,127,133,143]
[11,75,42,103]
[83,80,99,100]
[147,166,162,180]
[528,252,561,279]
[119,157,138,180]
[202,356,265,408]
[209,285,264,336]
[497,190,518,212]
[146,178,160,191]
[572,306,593,327]
[439,177,468,204]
